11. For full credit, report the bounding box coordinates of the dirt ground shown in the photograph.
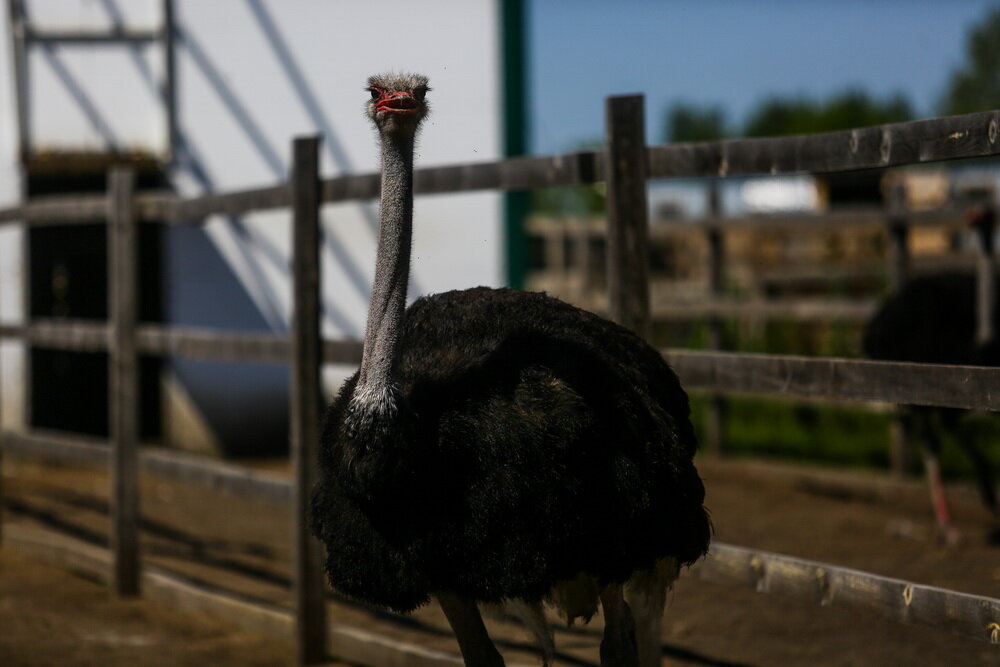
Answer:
[0,548,298,666]
[2,453,999,666]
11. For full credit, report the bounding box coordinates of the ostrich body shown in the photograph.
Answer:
[310,74,710,666]
[863,271,998,542]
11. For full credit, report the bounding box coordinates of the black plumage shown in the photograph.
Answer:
[863,271,998,535]
[311,287,710,613]
[863,272,999,366]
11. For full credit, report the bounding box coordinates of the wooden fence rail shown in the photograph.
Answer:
[1,108,997,226]
[1,101,999,662]
[4,431,998,645]
[7,316,1000,410]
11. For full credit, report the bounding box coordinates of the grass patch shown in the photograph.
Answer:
[689,394,1000,480]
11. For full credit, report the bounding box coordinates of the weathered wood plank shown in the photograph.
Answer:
[973,208,996,347]
[5,111,1000,227]
[0,429,291,503]
[654,298,878,322]
[0,195,108,224]
[25,28,160,43]
[648,109,1000,178]
[163,185,290,223]
[884,185,915,477]
[0,321,364,365]
[704,183,726,456]
[20,319,109,351]
[137,326,288,362]
[653,207,964,236]
[605,95,650,338]
[666,349,1000,411]
[886,185,911,292]
[108,167,141,596]
[698,542,1000,644]
[290,136,327,664]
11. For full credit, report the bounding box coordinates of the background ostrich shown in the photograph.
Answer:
[309,74,710,666]
[863,270,999,543]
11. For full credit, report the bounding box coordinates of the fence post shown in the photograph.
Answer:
[973,205,996,350]
[886,184,910,294]
[704,184,727,456]
[884,184,915,478]
[108,166,140,595]
[605,94,650,337]
[291,136,327,664]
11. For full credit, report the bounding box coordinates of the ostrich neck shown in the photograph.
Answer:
[355,129,415,406]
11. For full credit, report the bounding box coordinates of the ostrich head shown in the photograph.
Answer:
[366,73,430,134]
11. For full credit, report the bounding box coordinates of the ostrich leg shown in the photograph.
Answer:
[626,558,678,667]
[438,593,505,667]
[942,408,998,515]
[599,584,639,667]
[913,408,960,545]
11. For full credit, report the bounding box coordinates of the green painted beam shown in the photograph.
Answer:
[501,0,529,289]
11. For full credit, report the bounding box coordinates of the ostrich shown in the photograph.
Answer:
[309,74,710,666]
[863,270,999,543]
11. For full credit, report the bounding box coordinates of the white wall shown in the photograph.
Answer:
[0,2,23,428]
[0,0,506,444]
[170,0,503,339]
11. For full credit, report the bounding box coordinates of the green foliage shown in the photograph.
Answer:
[664,103,727,142]
[744,89,913,138]
[530,138,606,216]
[689,395,1000,479]
[940,8,1000,115]
[530,184,605,217]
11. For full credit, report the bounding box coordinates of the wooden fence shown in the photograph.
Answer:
[1,99,1000,662]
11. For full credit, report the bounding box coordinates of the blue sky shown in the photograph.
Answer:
[528,0,999,154]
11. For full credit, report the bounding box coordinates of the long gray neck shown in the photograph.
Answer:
[354,129,415,410]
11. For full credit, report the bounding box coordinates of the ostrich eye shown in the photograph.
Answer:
[369,88,380,100]
[413,87,426,101]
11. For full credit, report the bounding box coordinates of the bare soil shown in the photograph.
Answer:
[2,453,999,666]
[0,548,296,666]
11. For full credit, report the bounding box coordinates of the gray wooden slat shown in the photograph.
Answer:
[10,0,30,159]
[23,318,109,351]
[886,185,910,292]
[12,314,1000,408]
[5,427,998,646]
[162,0,178,166]
[0,429,291,503]
[651,207,965,237]
[647,109,1000,178]
[699,542,1000,644]
[0,321,364,365]
[884,184,915,477]
[654,298,878,322]
[165,185,289,223]
[704,182,726,456]
[974,209,996,347]
[605,95,650,338]
[0,195,108,224]
[108,167,141,596]
[2,111,998,226]
[25,28,160,43]
[665,349,1000,411]
[137,326,288,362]
[290,136,327,664]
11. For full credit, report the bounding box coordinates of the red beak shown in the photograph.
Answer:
[377,93,419,113]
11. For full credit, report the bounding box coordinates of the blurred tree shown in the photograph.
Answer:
[940,7,1000,115]
[744,89,912,137]
[664,103,727,142]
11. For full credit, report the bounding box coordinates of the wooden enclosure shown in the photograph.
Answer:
[1,100,1000,662]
